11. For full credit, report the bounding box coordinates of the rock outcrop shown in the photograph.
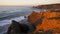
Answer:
[5,19,36,34]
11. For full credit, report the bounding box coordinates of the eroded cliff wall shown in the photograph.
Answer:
[28,10,60,34]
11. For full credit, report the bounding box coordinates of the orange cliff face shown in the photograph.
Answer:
[28,11,43,24]
[28,10,60,33]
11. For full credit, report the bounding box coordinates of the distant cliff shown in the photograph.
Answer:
[33,3,60,9]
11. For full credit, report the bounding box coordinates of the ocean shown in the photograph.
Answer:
[0,6,40,34]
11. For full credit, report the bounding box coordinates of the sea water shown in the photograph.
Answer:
[0,6,40,34]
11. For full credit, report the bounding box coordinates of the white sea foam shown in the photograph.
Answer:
[0,16,25,26]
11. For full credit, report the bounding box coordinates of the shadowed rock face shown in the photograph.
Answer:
[5,20,36,34]
[6,20,21,34]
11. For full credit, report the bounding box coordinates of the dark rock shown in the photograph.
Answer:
[6,20,21,34]
[5,20,36,34]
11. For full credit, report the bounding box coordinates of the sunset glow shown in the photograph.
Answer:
[0,0,60,6]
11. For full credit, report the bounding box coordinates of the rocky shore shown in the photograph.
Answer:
[5,4,60,34]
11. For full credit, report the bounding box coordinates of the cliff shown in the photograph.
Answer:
[5,9,60,34]
[33,3,60,9]
[28,10,60,34]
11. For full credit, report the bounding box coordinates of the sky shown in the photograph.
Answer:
[0,0,60,6]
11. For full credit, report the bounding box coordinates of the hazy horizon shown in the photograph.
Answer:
[0,0,60,6]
